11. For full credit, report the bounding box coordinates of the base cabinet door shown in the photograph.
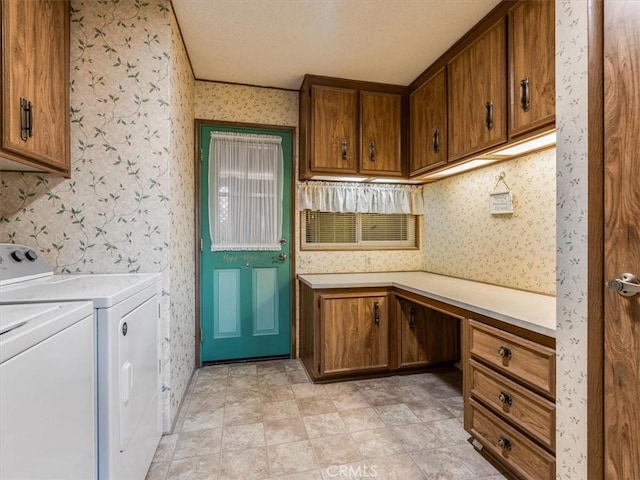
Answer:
[397,299,460,368]
[320,292,389,375]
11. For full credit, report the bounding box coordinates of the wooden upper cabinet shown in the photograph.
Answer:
[359,91,403,176]
[1,0,70,175]
[310,85,358,174]
[410,68,447,176]
[509,0,555,138]
[300,75,406,180]
[447,18,507,162]
[320,292,389,375]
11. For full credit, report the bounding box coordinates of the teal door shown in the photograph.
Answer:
[200,123,292,363]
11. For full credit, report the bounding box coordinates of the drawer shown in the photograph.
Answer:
[468,319,555,397]
[469,359,555,452]
[469,399,555,480]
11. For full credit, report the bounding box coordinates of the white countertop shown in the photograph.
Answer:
[298,271,556,338]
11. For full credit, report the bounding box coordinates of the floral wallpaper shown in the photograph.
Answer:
[0,0,195,432]
[423,148,556,295]
[168,6,195,432]
[555,1,590,477]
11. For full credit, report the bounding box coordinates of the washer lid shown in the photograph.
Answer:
[0,301,94,363]
[0,273,161,308]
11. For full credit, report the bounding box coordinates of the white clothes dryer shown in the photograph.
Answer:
[0,244,162,480]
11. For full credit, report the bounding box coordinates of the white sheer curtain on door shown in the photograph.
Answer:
[208,132,283,251]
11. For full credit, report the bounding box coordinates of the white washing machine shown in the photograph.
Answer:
[0,301,97,480]
[0,244,162,480]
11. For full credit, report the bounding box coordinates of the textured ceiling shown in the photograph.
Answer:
[172,0,502,90]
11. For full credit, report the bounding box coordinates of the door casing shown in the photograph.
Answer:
[194,119,297,366]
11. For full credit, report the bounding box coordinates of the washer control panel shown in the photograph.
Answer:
[0,244,53,286]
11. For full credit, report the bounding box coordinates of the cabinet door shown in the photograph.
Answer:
[398,300,460,369]
[398,300,430,367]
[310,85,358,174]
[1,0,69,172]
[448,18,507,161]
[410,68,447,175]
[321,293,388,375]
[509,0,555,137]
[359,91,403,176]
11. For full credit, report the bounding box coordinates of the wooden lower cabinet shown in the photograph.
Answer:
[397,298,460,369]
[320,291,389,375]
[469,399,555,480]
[298,282,460,381]
[465,318,556,479]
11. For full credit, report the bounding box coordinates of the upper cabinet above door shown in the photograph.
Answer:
[509,0,555,138]
[0,0,70,176]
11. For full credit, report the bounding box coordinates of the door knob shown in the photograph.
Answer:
[607,273,640,297]
[276,253,287,262]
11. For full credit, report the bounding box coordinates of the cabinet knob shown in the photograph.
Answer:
[498,436,512,451]
[520,77,530,112]
[341,140,348,160]
[498,346,512,360]
[498,391,513,406]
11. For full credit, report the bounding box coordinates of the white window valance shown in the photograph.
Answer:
[208,131,283,251]
[297,181,424,215]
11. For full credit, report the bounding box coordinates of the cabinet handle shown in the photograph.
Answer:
[498,346,512,360]
[432,129,440,153]
[373,301,380,325]
[498,436,512,452]
[20,97,33,141]
[369,141,375,162]
[341,140,348,160]
[485,101,494,130]
[520,77,530,112]
[498,391,513,406]
[408,307,415,329]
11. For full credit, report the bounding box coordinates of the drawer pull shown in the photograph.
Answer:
[498,346,512,360]
[498,435,512,451]
[373,301,380,325]
[498,391,513,406]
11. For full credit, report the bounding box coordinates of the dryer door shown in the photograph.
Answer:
[117,295,158,451]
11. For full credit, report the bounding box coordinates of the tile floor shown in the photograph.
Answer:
[146,359,509,480]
